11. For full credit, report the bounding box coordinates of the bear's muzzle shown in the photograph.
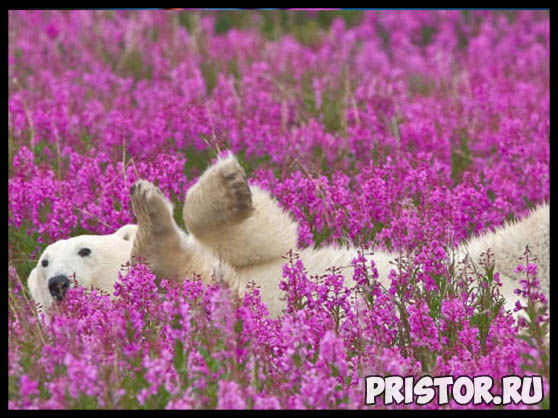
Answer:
[48,275,70,301]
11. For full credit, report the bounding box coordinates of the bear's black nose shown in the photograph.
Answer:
[48,275,70,301]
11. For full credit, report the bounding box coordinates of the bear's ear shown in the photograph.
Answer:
[113,224,137,242]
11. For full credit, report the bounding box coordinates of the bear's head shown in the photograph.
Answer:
[27,224,137,313]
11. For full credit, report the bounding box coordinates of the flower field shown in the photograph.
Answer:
[8,10,549,409]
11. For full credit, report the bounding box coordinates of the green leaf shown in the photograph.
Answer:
[174,339,185,372]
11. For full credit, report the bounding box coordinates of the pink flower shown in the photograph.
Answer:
[217,381,246,409]
[20,375,39,398]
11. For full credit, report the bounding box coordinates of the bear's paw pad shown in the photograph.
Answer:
[219,163,254,221]
[130,180,171,220]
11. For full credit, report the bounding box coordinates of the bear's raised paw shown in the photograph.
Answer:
[130,180,174,234]
[218,159,254,223]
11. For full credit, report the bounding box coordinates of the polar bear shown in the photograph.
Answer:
[27,153,549,321]
[27,224,137,312]
[129,154,550,319]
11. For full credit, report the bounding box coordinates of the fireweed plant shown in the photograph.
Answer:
[8,10,549,409]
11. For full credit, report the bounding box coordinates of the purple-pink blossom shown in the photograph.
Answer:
[8,10,549,410]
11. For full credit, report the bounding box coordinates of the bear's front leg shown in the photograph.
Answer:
[130,180,190,280]
[183,155,254,238]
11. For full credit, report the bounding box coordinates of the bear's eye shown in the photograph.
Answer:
[41,259,48,268]
[78,248,91,257]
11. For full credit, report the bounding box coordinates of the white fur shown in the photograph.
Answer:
[458,204,549,313]
[171,156,550,319]
[225,205,550,318]
[26,155,549,324]
[27,224,137,312]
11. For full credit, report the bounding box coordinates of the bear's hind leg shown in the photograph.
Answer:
[183,155,298,268]
[183,155,254,236]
